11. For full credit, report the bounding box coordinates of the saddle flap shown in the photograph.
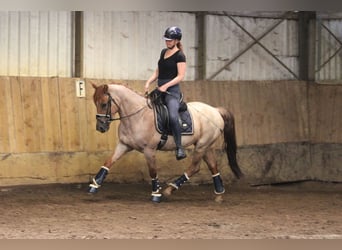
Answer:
[148,89,193,136]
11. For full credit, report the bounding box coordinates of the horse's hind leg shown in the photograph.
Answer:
[163,149,204,196]
[203,149,225,203]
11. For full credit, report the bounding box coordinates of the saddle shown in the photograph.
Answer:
[147,89,193,150]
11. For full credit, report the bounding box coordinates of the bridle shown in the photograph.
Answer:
[95,93,146,123]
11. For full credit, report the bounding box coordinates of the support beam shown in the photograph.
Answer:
[195,12,206,80]
[298,11,316,81]
[73,11,83,78]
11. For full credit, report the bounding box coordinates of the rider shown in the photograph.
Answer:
[145,26,187,160]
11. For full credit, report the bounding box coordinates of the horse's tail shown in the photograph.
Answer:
[218,107,244,179]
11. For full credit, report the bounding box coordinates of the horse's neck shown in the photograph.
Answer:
[108,84,145,115]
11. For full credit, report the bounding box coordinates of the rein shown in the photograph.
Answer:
[96,93,146,122]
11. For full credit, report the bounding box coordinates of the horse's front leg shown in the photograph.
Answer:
[143,147,162,203]
[88,142,132,193]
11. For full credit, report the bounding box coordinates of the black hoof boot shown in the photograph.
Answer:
[212,173,225,194]
[176,147,187,160]
[151,177,162,203]
[151,193,162,203]
[169,173,189,190]
[88,186,98,194]
[88,166,109,193]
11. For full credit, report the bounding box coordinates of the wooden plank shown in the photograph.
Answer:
[40,77,63,151]
[20,77,44,152]
[58,78,82,151]
[310,84,342,143]
[84,79,100,151]
[9,77,26,152]
[0,77,11,152]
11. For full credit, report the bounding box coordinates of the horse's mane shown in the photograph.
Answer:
[93,82,144,103]
[109,82,145,97]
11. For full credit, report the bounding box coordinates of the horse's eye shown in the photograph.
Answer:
[101,103,107,110]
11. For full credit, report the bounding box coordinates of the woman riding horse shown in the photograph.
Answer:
[145,26,187,160]
[88,82,243,203]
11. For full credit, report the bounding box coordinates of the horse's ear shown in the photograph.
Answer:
[91,82,97,89]
[103,84,108,94]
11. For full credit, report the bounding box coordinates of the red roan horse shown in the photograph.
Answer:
[89,83,243,202]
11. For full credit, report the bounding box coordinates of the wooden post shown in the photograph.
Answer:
[74,11,83,78]
[195,12,206,80]
[298,11,316,81]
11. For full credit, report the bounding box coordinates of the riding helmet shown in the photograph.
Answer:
[163,26,182,41]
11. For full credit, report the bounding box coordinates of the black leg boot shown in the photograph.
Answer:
[212,173,225,194]
[151,177,162,203]
[88,166,109,193]
[169,173,189,190]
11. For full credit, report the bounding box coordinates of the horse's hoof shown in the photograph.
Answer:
[151,193,162,203]
[214,194,224,203]
[88,186,98,194]
[163,186,174,197]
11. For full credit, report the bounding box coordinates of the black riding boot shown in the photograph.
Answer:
[176,147,186,160]
[164,90,187,160]
[88,166,109,193]
[174,124,186,160]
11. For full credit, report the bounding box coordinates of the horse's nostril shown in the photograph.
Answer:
[96,125,107,133]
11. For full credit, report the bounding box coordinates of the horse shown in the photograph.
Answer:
[88,82,243,202]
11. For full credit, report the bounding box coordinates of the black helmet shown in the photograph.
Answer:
[163,26,182,40]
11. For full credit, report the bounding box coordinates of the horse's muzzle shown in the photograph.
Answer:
[96,120,110,133]
[96,123,108,133]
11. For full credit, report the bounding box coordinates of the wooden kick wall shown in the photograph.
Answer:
[0,77,341,186]
[0,77,119,154]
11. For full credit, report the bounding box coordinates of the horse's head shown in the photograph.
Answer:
[92,83,116,133]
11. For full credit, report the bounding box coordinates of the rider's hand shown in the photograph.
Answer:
[144,83,150,97]
[158,85,167,93]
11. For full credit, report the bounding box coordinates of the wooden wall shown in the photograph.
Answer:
[309,84,342,143]
[0,77,341,186]
[183,81,310,146]
[0,77,118,154]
